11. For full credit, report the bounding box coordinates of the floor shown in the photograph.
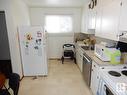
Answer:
[18,60,92,95]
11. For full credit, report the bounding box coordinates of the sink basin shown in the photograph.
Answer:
[81,46,90,50]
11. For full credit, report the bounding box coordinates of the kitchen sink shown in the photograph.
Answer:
[81,46,90,50]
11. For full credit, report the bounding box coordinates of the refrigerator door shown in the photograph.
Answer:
[18,26,47,76]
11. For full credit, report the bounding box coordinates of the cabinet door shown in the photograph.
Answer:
[81,5,95,34]
[81,6,88,33]
[119,0,127,32]
[90,61,100,95]
[95,0,103,37]
[76,47,83,72]
[76,51,80,67]
[95,0,121,41]
[101,0,121,41]
[88,9,96,30]
[79,53,83,72]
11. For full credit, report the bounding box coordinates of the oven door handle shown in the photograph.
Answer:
[83,55,90,63]
[104,85,114,95]
[103,85,107,95]
[104,85,107,91]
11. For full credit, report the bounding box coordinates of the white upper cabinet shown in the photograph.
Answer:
[95,0,122,41]
[118,0,127,42]
[81,3,96,34]
[95,0,103,37]
[119,0,127,32]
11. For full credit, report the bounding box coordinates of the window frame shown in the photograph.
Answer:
[44,14,74,34]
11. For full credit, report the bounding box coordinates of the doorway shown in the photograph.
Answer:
[0,11,12,78]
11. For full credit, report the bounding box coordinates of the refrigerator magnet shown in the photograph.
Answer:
[34,46,39,50]
[26,44,28,48]
[26,33,33,41]
[36,39,41,45]
[37,31,42,37]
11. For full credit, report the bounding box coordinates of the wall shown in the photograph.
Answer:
[96,37,117,45]
[29,7,82,58]
[11,0,30,26]
[0,0,30,77]
[30,7,82,33]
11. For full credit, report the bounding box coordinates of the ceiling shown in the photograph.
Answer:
[23,0,89,7]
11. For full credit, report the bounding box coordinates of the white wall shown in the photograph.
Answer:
[11,0,30,26]
[30,7,81,33]
[29,7,82,58]
[47,34,74,58]
[0,0,30,77]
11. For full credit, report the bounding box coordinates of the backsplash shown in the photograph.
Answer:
[74,33,119,47]
[95,37,117,44]
[74,33,95,42]
[74,33,88,42]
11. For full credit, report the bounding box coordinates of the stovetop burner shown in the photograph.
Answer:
[121,70,127,76]
[108,71,121,77]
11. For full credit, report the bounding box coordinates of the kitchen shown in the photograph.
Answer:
[0,0,127,95]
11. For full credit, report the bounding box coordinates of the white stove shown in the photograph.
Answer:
[98,66,127,95]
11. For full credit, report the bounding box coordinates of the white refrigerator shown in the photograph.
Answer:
[18,26,48,76]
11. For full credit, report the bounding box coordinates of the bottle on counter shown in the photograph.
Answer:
[110,49,121,64]
[121,52,127,64]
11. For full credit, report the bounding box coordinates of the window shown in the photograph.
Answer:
[45,15,73,33]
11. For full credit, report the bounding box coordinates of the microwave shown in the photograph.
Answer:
[94,44,112,62]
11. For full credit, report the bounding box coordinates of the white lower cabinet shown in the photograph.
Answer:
[90,61,100,95]
[76,47,83,72]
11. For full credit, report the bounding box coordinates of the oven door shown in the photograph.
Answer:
[97,79,115,95]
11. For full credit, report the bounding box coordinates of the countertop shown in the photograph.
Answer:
[76,42,126,67]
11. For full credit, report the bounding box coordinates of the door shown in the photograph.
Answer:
[76,51,81,71]
[90,61,100,95]
[95,0,103,37]
[119,0,127,32]
[96,0,121,41]
[87,9,96,30]
[82,5,95,34]
[0,11,12,77]
[0,11,11,60]
[101,0,121,41]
